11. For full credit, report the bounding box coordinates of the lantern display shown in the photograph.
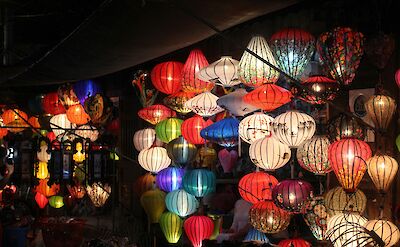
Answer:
[367,154,398,193]
[35,192,48,209]
[184,92,224,117]
[249,201,291,234]
[297,136,331,175]
[278,238,312,247]
[302,196,328,240]
[165,189,199,217]
[57,83,80,108]
[328,138,372,192]
[364,220,400,247]
[270,28,315,79]
[326,213,369,247]
[163,91,195,114]
[151,61,183,94]
[49,114,76,139]
[66,104,90,125]
[299,75,340,104]
[243,84,292,111]
[181,115,213,145]
[317,27,364,85]
[34,179,60,197]
[238,35,279,87]
[42,92,66,115]
[328,113,366,141]
[133,128,156,152]
[36,161,49,179]
[243,228,270,245]
[249,136,291,171]
[272,179,314,213]
[239,113,274,144]
[218,149,238,173]
[133,173,156,197]
[75,125,99,142]
[73,79,102,105]
[166,136,197,165]
[365,94,396,130]
[2,109,29,133]
[183,169,216,197]
[67,185,86,199]
[216,88,259,117]
[181,49,214,93]
[28,116,41,129]
[86,182,111,207]
[197,56,240,87]
[155,118,183,143]
[140,189,166,223]
[138,104,177,125]
[184,215,214,247]
[193,145,217,169]
[84,93,113,125]
[396,69,400,88]
[324,187,367,216]
[138,147,171,173]
[200,117,239,147]
[49,196,64,208]
[159,212,183,244]
[238,171,278,204]
[156,167,185,192]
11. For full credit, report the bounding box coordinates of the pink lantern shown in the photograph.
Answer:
[396,68,400,88]
[218,149,238,173]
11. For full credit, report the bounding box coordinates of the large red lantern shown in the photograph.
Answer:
[138,104,177,125]
[272,179,314,214]
[184,215,214,247]
[243,84,292,111]
[278,238,311,247]
[299,75,339,104]
[66,104,90,125]
[151,61,183,95]
[249,200,291,234]
[181,115,213,145]
[42,92,66,115]
[181,49,214,93]
[35,192,48,209]
[239,171,278,204]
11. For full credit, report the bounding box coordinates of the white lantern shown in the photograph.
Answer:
[217,88,259,116]
[75,125,99,142]
[133,128,156,151]
[273,110,316,148]
[138,147,171,173]
[197,56,240,87]
[364,219,400,247]
[37,142,51,163]
[239,113,274,144]
[297,136,331,175]
[367,155,398,193]
[184,91,224,117]
[325,186,367,216]
[249,136,291,171]
[86,182,111,207]
[327,213,370,247]
[49,114,76,139]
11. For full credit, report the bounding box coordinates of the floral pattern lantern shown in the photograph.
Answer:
[165,189,199,217]
[185,92,224,117]
[138,104,177,125]
[49,196,64,208]
[364,220,400,247]
[156,167,185,192]
[367,154,398,193]
[238,171,278,204]
[278,238,311,247]
[297,136,331,175]
[35,192,48,209]
[324,187,367,216]
[249,136,291,171]
[243,228,270,245]
[365,94,396,130]
[272,179,314,213]
[155,118,183,143]
[328,113,366,141]
[66,104,90,125]
[181,49,214,93]
[326,213,369,247]
[73,80,102,105]
[166,136,197,165]
[197,56,240,87]
[302,196,328,240]
[133,128,156,152]
[75,125,99,142]
[159,212,183,244]
[216,88,259,117]
[200,117,239,147]
[243,84,292,111]
[249,201,291,234]
[184,215,214,247]
[299,75,340,104]
[183,169,216,197]
[42,92,66,115]
[86,182,111,207]
[140,189,166,223]
[133,173,156,197]
[138,147,171,173]
[151,61,183,95]
[163,91,195,114]
[239,113,274,144]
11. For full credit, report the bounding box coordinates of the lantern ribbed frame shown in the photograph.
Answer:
[243,228,270,244]
[216,88,259,117]
[183,169,216,197]
[50,114,76,138]
[200,117,239,148]
[367,154,398,193]
[324,187,367,216]
[181,49,214,93]
[299,75,340,104]
[181,115,213,145]
[140,189,166,223]
[165,189,199,217]
[197,56,240,87]
[159,212,183,244]
[239,113,274,144]
[155,118,183,143]
[278,238,312,247]
[166,136,197,165]
[185,92,224,117]
[249,201,291,234]
[151,61,183,95]
[133,128,156,152]
[302,196,328,241]
[75,125,99,142]
[86,182,111,207]
[184,215,214,247]
[365,94,396,130]
[243,84,292,111]
[138,147,171,173]
[66,104,90,125]
[297,136,331,175]
[249,136,291,171]
[138,104,177,125]
[365,220,400,247]
[156,167,185,192]
[163,91,195,114]
[134,173,156,197]
[328,114,366,141]
[238,171,278,204]
[42,92,66,115]
[272,179,314,213]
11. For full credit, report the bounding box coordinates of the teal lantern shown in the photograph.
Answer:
[183,169,216,197]
[159,212,183,244]
[155,118,183,143]
[166,189,199,217]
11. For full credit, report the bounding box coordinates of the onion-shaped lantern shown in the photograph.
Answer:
[42,92,66,115]
[238,36,279,87]
[75,125,99,142]
[34,179,60,197]
[200,117,239,147]
[155,118,183,143]
[249,136,291,171]
[216,88,259,117]
[299,75,340,104]
[184,215,214,247]
[138,147,171,173]
[133,128,156,152]
[327,213,370,247]
[66,104,90,125]
[159,212,183,244]
[243,84,292,111]
[181,115,213,145]
[2,109,29,133]
[49,196,64,208]
[328,114,366,141]
[165,189,199,217]
[86,182,111,207]
[302,196,328,240]
[183,169,216,197]
[181,49,213,93]
[73,79,102,105]
[156,167,185,192]
[185,92,223,117]
[166,136,197,165]
[238,171,278,204]
[367,154,398,193]
[325,187,367,216]
[297,136,331,175]
[328,138,372,192]
[272,179,314,213]
[197,56,240,87]
[138,104,177,125]
[140,189,166,223]
[364,219,400,247]
[163,91,195,114]
[151,61,183,95]
[249,201,291,234]
[35,192,48,209]
[133,173,156,197]
[49,114,76,139]
[278,238,311,247]
[365,94,396,130]
[243,228,270,245]
[239,113,274,144]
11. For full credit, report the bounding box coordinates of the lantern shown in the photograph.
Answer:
[249,201,291,234]
[49,196,64,208]
[299,75,340,104]
[57,83,80,108]
[324,187,367,216]
[328,113,366,141]
[86,182,111,207]
[156,167,185,192]
[73,79,102,105]
[327,213,369,247]
[37,141,51,163]
[243,228,270,245]
[278,238,311,247]
[270,28,315,79]
[163,91,195,114]
[238,35,279,87]
[138,147,171,173]
[151,61,183,94]
[66,104,90,125]
[200,117,239,147]
[155,118,183,143]
[367,155,398,193]
[243,84,292,111]
[35,192,48,209]
[42,92,66,115]
[138,104,177,125]
[34,179,60,197]
[396,69,400,88]
[249,136,291,171]
[183,169,216,197]
[328,138,372,192]
[75,125,99,142]
[365,94,396,130]
[238,171,278,204]
[49,114,76,139]
[184,215,214,247]
[364,220,400,247]
[181,49,214,93]
[181,115,213,145]
[140,189,166,223]
[184,92,224,117]
[133,128,156,152]
[166,189,199,217]
[397,135,400,153]
[218,149,238,173]
[133,173,156,197]
[166,136,197,165]
[216,88,259,117]
[302,196,328,240]
[272,179,314,213]
[28,116,41,129]
[197,56,240,87]
[239,113,274,144]
[273,111,316,148]
[297,136,331,175]
[84,93,113,125]
[159,212,183,244]
[36,161,49,179]
[193,145,217,169]
[67,185,86,199]
[2,109,29,133]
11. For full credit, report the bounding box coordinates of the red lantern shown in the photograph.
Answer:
[35,192,48,209]
[28,116,41,129]
[181,49,214,93]
[272,179,314,213]
[134,173,156,197]
[151,61,183,95]
[239,171,278,204]
[299,75,339,104]
[138,104,177,125]
[184,215,214,247]
[181,115,213,145]
[66,104,90,125]
[34,179,60,197]
[243,84,292,111]
[42,92,66,115]
[249,200,291,234]
[0,126,7,139]
[278,238,312,247]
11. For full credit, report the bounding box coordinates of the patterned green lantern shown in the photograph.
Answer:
[155,118,183,143]
[159,212,183,243]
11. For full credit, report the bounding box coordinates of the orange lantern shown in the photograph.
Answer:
[2,109,29,133]
[67,184,86,199]
[28,116,41,129]
[181,115,213,145]
[138,104,177,125]
[151,61,183,95]
[134,173,156,197]
[181,49,214,93]
[66,104,90,125]
[239,171,278,204]
[42,92,66,115]
[243,84,293,111]
[34,179,60,197]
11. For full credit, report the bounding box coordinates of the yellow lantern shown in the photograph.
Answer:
[159,212,183,243]
[367,154,398,193]
[86,182,111,207]
[140,189,166,223]
[36,162,49,179]
[364,219,400,247]
[73,142,85,163]
[324,186,366,216]
[365,94,396,130]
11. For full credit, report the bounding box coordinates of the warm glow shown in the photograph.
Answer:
[367,155,398,193]
[86,182,111,207]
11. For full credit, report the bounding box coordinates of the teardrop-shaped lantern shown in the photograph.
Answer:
[302,196,328,240]
[184,215,214,247]
[36,161,49,179]
[155,118,183,143]
[299,75,340,104]
[367,154,398,193]
[138,147,171,173]
[151,61,183,95]
[325,187,367,216]
[249,136,291,171]
[272,179,314,213]
[249,201,291,234]
[243,228,270,245]
[197,56,240,87]
[133,173,156,197]
[159,212,183,244]
[297,136,331,175]
[183,169,216,197]
[181,49,214,93]
[156,167,185,192]
[243,84,292,111]
[35,192,48,209]
[326,213,369,247]
[49,196,64,208]
[200,117,239,147]
[365,94,396,130]
[278,238,311,247]
[166,136,197,165]
[185,92,224,117]
[364,219,400,247]
[163,91,195,114]
[66,104,90,125]
[216,88,259,117]
[138,104,177,125]
[166,189,199,217]
[328,113,366,141]
[238,171,278,204]
[86,182,111,207]
[181,115,213,145]
[140,189,166,223]
[239,113,274,144]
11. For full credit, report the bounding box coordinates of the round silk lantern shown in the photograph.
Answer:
[328,138,372,192]
[159,212,183,244]
[325,187,367,216]
[49,196,64,208]
[243,84,292,111]
[75,125,99,142]
[249,136,291,171]
[216,88,259,117]
[197,56,240,87]
[184,92,224,117]
[155,118,183,143]
[49,114,76,139]
[239,35,279,87]
[249,200,291,234]
[163,91,195,114]
[238,171,278,204]
[299,75,339,104]
[86,182,111,207]
[156,167,185,192]
[278,238,311,247]
[239,113,274,144]
[134,173,156,197]
[35,192,48,209]
[34,179,60,197]
[2,109,29,133]
[302,196,328,240]
[151,61,183,94]
[140,189,166,223]
[66,104,90,125]
[183,169,216,197]
[367,154,398,193]
[133,128,156,152]
[184,215,214,247]
[181,115,213,145]
[365,94,396,130]
[36,161,49,179]
[272,179,314,213]
[200,117,239,147]
[138,147,171,173]
[166,136,197,165]
[326,213,369,247]
[166,189,199,217]
[328,113,366,141]
[138,104,176,125]
[243,228,270,245]
[73,79,102,105]
[42,92,65,115]
[181,49,213,93]
[365,219,400,247]
[297,136,331,175]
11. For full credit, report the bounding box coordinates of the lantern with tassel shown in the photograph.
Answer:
[138,104,177,125]
[243,84,292,111]
[216,88,259,117]
[249,200,291,234]
[156,167,185,192]
[297,136,331,175]
[272,179,314,213]
[181,115,213,145]
[138,147,171,173]
[166,136,197,165]
[140,189,166,223]
[163,91,195,114]
[185,92,224,117]
[151,61,183,95]
[249,136,291,171]
[239,113,274,144]
[86,182,111,207]
[159,212,183,244]
[183,169,216,197]
[200,117,239,147]
[197,56,240,87]
[155,118,183,143]
[166,189,199,217]
[324,187,367,216]
[238,171,278,204]
[181,49,214,93]
[367,154,398,193]
[365,94,396,130]
[184,215,214,247]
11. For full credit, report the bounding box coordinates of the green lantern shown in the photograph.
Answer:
[49,196,64,208]
[140,189,166,223]
[159,212,183,243]
[155,118,183,143]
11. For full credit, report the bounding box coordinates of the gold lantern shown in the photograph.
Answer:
[140,189,166,223]
[324,186,366,216]
[365,94,396,130]
[86,182,111,207]
[36,162,49,179]
[367,155,398,193]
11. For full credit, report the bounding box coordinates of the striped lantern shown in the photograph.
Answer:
[239,113,274,144]
[365,94,396,130]
[166,136,197,165]
[183,169,216,197]
[151,61,183,95]
[185,92,224,117]
[163,91,195,114]
[297,136,331,175]
[49,114,76,139]
[140,189,166,223]
[364,220,400,247]
[181,115,213,145]
[138,104,177,125]
[2,109,29,133]
[181,49,214,93]
[133,173,156,197]
[184,215,214,247]
[324,187,367,216]
[249,136,291,171]
[272,179,314,213]
[156,167,185,192]
[243,228,270,244]
[197,56,240,87]
[243,84,293,111]
[326,213,369,247]
[133,128,156,152]
[238,171,278,204]
[200,117,239,148]
[249,201,291,234]
[367,154,398,193]
[327,113,366,141]
[75,125,99,142]
[155,118,183,143]
[138,147,171,173]
[278,238,312,247]
[166,189,199,217]
[217,88,259,117]
[159,212,183,244]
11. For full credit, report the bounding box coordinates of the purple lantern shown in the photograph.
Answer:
[73,80,102,105]
[272,179,313,214]
[156,167,185,192]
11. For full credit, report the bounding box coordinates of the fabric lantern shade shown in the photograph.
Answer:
[2,109,29,133]
[200,117,239,147]
[238,35,279,87]
[73,80,102,105]
[156,167,185,192]
[75,125,99,142]
[364,220,400,247]
[185,92,224,117]
[278,238,311,247]
[183,169,216,197]
[367,154,398,193]
[166,136,197,165]
[34,179,60,197]
[326,213,369,247]
[138,147,171,173]
[218,149,238,173]
[138,104,177,125]
[181,49,213,93]
[165,189,199,217]
[249,136,291,171]
[238,171,278,204]
[249,201,291,234]
[155,118,183,143]
[49,114,76,139]
[365,94,396,130]
[197,56,240,87]
[35,192,48,209]
[297,136,331,175]
[133,128,156,152]
[49,196,64,208]
[163,91,195,114]
[184,215,214,247]
[181,115,213,145]
[193,145,217,169]
[66,104,90,125]
[216,88,259,117]
[328,113,366,141]
[151,61,183,94]
[0,127,7,139]
[272,179,314,213]
[83,93,113,125]
[299,75,340,104]
[36,162,49,179]
[159,212,183,244]
[328,138,372,192]
[396,69,400,88]
[37,142,51,163]
[42,92,66,115]
[67,185,86,199]
[86,182,111,207]
[324,187,367,216]
[140,189,166,223]
[302,196,328,241]
[28,116,41,129]
[133,173,156,197]
[243,84,292,111]
[243,228,270,245]
[239,113,274,144]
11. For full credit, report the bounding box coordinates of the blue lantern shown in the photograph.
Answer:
[156,167,185,192]
[200,117,239,147]
[183,169,216,197]
[166,189,199,217]
[243,228,270,244]
[73,80,102,105]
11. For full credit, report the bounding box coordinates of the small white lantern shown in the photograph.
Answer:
[138,147,171,173]
[133,128,156,151]
[249,136,291,171]
[184,92,224,117]
[197,56,240,87]
[217,88,259,117]
[239,112,274,144]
